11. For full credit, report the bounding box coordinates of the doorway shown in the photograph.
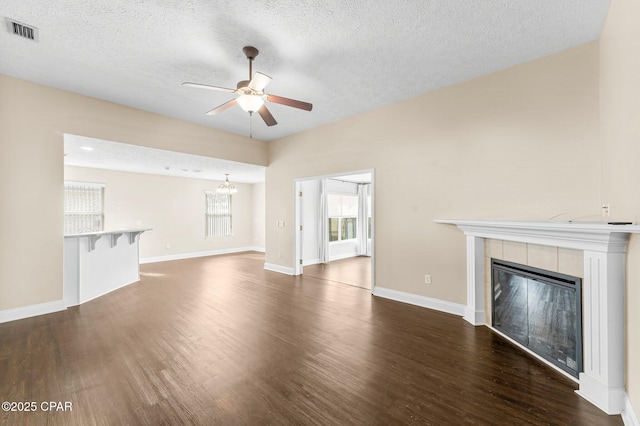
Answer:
[293,170,374,291]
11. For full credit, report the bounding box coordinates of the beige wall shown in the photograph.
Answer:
[0,75,267,311]
[64,166,263,259]
[267,42,601,304]
[251,182,266,249]
[599,0,640,411]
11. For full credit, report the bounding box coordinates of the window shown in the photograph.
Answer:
[206,192,232,237]
[328,193,358,242]
[64,182,104,234]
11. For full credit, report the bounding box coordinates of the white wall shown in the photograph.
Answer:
[301,180,320,265]
[64,166,265,260]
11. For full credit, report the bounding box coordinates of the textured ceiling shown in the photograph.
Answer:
[1,1,610,141]
[64,134,265,183]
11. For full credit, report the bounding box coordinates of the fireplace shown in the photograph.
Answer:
[434,219,640,414]
[491,259,582,378]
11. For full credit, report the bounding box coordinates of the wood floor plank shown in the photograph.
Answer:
[0,252,622,425]
[303,256,371,289]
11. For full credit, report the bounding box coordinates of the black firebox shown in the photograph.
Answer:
[491,259,582,378]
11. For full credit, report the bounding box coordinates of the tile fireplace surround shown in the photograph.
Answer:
[435,219,640,415]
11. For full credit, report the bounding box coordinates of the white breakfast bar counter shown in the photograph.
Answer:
[63,228,151,306]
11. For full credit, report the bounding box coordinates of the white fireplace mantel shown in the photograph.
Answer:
[435,219,640,416]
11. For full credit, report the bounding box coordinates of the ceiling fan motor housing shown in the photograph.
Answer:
[242,46,259,60]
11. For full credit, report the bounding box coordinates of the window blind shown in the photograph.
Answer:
[206,192,232,237]
[64,182,105,234]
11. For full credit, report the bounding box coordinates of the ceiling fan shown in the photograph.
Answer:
[182,46,312,127]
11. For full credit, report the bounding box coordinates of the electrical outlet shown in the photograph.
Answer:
[425,274,432,285]
[602,203,610,217]
[277,251,282,258]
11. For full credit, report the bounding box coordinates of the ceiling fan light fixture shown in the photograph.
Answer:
[183,46,311,129]
[216,174,238,195]
[236,94,264,113]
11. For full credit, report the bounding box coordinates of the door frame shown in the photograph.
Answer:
[293,168,375,292]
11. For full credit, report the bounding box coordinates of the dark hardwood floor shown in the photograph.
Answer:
[303,256,371,289]
[0,252,621,425]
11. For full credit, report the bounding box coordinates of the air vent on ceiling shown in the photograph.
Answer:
[6,18,39,42]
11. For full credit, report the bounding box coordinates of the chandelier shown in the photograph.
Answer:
[216,174,238,195]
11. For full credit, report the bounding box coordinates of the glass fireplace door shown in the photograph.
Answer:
[492,260,582,377]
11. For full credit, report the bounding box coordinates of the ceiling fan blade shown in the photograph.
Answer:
[257,104,277,127]
[206,98,238,115]
[266,94,313,111]
[248,72,272,91]
[182,82,236,93]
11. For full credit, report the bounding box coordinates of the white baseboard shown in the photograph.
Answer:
[264,263,295,275]
[329,252,358,262]
[623,394,639,426]
[0,300,67,324]
[140,246,264,264]
[303,258,321,266]
[372,286,466,317]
